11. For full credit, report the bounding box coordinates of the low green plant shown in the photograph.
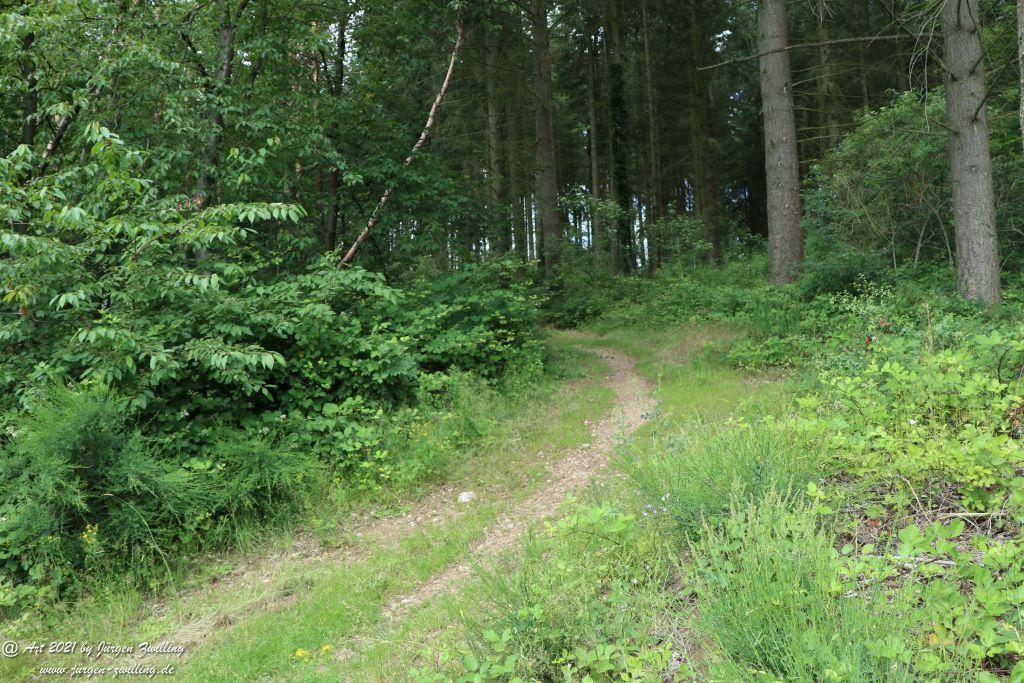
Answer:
[799,324,1024,510]
[839,519,1024,675]
[689,491,927,682]
[622,421,823,538]
[428,503,680,682]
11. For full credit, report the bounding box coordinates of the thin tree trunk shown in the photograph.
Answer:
[20,33,38,147]
[586,31,604,257]
[1018,0,1024,154]
[531,0,561,279]
[605,0,635,274]
[815,1,840,152]
[758,0,803,284]
[942,0,1000,303]
[694,0,723,266]
[508,98,528,260]
[485,18,509,255]
[192,0,243,207]
[325,8,349,252]
[642,0,661,273]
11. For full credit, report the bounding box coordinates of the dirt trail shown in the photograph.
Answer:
[133,345,654,661]
[385,346,656,617]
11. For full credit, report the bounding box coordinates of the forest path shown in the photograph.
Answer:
[87,341,655,681]
[383,345,656,619]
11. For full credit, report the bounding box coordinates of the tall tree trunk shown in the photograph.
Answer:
[485,18,509,255]
[340,22,464,266]
[758,0,803,284]
[641,0,661,273]
[531,0,561,279]
[605,0,635,274]
[693,0,723,265]
[508,98,528,260]
[586,30,604,257]
[325,7,349,252]
[192,0,245,208]
[942,0,1000,303]
[815,1,840,153]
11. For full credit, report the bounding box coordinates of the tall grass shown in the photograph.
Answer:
[622,421,823,538]
[691,491,925,682]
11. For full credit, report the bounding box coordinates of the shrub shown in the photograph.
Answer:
[800,324,1024,510]
[0,384,317,611]
[0,384,197,606]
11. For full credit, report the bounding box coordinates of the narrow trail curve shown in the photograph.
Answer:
[131,346,653,666]
[385,346,656,618]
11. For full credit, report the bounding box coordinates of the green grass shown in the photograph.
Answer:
[0,344,612,683]
[690,491,923,682]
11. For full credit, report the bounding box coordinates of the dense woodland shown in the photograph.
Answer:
[6,0,1024,680]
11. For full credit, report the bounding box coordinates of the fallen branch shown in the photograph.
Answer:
[338,20,464,268]
[698,35,909,71]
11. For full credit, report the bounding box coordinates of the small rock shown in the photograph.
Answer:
[457,491,477,504]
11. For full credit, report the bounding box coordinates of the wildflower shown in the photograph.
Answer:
[294,648,309,658]
[320,645,332,654]
[908,418,917,426]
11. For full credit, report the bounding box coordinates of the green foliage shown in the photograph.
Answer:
[690,492,925,682]
[0,383,319,609]
[838,518,1024,675]
[423,503,680,682]
[800,322,1024,510]
[805,89,1024,271]
[623,421,822,537]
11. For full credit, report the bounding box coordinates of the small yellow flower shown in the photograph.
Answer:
[320,645,331,654]
[294,648,309,658]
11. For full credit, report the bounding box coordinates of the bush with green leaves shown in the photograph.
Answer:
[0,131,548,610]
[799,322,1024,511]
[837,518,1024,677]
[0,383,316,610]
[804,89,1024,272]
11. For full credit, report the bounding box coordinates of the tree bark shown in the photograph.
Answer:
[694,0,723,266]
[531,0,561,279]
[190,0,248,208]
[508,97,528,260]
[1018,0,1024,154]
[485,17,510,255]
[586,29,604,257]
[942,0,1001,303]
[815,1,840,153]
[325,7,349,252]
[605,0,635,275]
[641,0,661,273]
[758,0,803,284]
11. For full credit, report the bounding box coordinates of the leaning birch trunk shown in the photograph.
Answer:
[942,0,1001,303]
[339,22,464,267]
[758,0,803,284]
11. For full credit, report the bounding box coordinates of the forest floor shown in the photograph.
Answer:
[3,326,781,682]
